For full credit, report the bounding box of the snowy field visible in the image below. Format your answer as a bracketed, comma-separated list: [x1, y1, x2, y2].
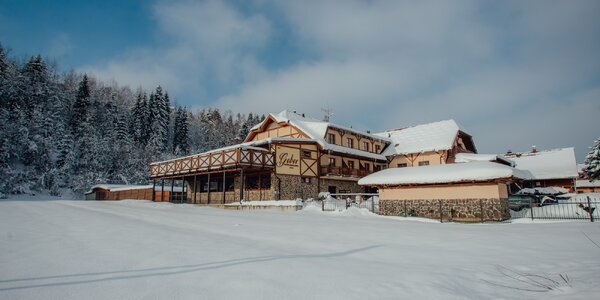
[1, 199, 600, 299]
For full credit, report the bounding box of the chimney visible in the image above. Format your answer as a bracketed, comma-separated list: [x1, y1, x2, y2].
[367, 130, 371, 134]
[506, 150, 513, 156]
[531, 145, 537, 153]
[302, 113, 305, 117]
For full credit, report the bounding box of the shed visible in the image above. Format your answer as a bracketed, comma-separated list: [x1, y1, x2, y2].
[358, 162, 530, 221]
[85, 184, 183, 201]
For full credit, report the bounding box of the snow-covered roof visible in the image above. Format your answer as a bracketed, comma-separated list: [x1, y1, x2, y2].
[505, 148, 578, 180]
[576, 180, 600, 188]
[87, 184, 153, 194]
[252, 110, 389, 144]
[358, 161, 531, 186]
[88, 184, 183, 194]
[250, 110, 389, 160]
[375, 119, 469, 156]
[455, 153, 515, 166]
[516, 187, 569, 195]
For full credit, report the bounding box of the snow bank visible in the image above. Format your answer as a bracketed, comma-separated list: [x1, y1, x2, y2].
[359, 161, 530, 186]
[225, 200, 302, 207]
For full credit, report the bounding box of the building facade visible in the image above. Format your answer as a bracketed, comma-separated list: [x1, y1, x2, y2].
[149, 110, 391, 203]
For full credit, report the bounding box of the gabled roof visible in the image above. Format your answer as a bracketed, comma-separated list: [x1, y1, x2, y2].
[375, 119, 473, 156]
[358, 161, 531, 186]
[504, 147, 578, 180]
[248, 110, 389, 160]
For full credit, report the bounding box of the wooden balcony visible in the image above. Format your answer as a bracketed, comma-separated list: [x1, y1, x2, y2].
[150, 146, 274, 179]
[320, 166, 371, 178]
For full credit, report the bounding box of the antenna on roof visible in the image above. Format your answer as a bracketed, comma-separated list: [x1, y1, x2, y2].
[321, 107, 334, 122]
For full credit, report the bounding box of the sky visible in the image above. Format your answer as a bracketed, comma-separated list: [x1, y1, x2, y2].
[1, 0, 599, 161]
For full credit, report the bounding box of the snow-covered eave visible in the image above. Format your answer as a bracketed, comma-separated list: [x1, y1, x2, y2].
[323, 143, 387, 161]
[150, 143, 270, 166]
[383, 145, 456, 157]
[86, 184, 154, 194]
[362, 177, 519, 188]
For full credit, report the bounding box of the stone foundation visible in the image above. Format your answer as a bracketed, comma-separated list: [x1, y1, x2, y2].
[379, 198, 510, 222]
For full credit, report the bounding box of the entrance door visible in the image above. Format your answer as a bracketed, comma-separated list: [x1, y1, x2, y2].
[328, 186, 337, 194]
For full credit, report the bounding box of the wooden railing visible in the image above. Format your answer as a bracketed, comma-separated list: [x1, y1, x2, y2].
[150, 147, 274, 178]
[320, 166, 371, 178]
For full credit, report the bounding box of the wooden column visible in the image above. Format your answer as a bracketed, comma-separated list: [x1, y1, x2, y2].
[239, 169, 244, 201]
[161, 179, 165, 202]
[181, 176, 185, 203]
[222, 171, 226, 204]
[207, 172, 211, 204]
[170, 179, 174, 203]
[152, 180, 156, 201]
[193, 174, 197, 204]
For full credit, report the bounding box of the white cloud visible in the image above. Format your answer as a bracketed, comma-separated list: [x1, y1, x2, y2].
[82, 0, 271, 101]
[81, 0, 600, 159]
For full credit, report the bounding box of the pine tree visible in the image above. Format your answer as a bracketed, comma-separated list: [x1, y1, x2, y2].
[173, 107, 190, 155]
[584, 137, 600, 180]
[70, 75, 91, 136]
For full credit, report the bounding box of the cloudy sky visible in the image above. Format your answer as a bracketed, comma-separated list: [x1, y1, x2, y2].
[1, 0, 599, 161]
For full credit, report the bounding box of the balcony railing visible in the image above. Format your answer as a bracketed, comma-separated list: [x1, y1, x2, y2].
[320, 166, 371, 178]
[150, 146, 274, 178]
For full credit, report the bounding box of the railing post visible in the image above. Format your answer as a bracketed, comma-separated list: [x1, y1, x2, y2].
[588, 196, 594, 222]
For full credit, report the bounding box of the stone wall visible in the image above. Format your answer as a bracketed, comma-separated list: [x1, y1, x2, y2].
[319, 179, 364, 194]
[273, 174, 318, 200]
[379, 198, 510, 222]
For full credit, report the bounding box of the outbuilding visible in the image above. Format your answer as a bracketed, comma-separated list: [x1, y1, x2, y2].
[358, 161, 530, 222]
[85, 184, 183, 201]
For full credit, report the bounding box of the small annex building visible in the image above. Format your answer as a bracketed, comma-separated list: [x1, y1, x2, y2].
[86, 184, 183, 201]
[575, 180, 600, 193]
[504, 147, 578, 191]
[358, 161, 531, 221]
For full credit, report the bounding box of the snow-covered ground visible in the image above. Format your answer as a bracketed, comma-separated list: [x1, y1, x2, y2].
[1, 199, 599, 299]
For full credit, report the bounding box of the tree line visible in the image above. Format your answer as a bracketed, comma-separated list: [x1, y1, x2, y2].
[0, 43, 263, 196]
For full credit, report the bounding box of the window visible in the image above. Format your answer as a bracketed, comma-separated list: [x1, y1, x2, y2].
[381, 165, 387, 170]
[363, 142, 369, 152]
[302, 150, 311, 158]
[346, 138, 354, 148]
[348, 160, 355, 169]
[260, 174, 271, 189]
[301, 177, 311, 183]
[327, 133, 336, 144]
[397, 163, 408, 168]
[375, 145, 381, 153]
[329, 157, 336, 166]
[418, 161, 430, 166]
[365, 164, 371, 172]
[246, 173, 271, 190]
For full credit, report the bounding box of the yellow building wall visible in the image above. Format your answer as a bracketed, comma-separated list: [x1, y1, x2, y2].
[379, 183, 508, 200]
[251, 123, 305, 141]
[389, 151, 446, 167]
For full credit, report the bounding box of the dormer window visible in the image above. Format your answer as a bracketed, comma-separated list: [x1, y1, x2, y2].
[327, 133, 336, 144]
[375, 145, 381, 153]
[363, 142, 369, 152]
[346, 138, 354, 148]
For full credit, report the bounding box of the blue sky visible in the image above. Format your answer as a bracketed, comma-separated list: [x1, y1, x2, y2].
[1, 0, 599, 161]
